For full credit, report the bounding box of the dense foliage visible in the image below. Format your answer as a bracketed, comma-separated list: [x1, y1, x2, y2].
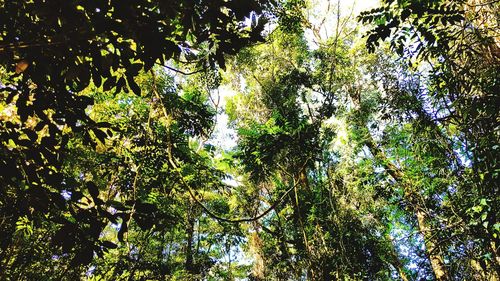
[0, 0, 498, 280]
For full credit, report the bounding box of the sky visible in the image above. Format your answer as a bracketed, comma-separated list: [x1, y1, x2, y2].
[321, 0, 379, 15]
[206, 0, 383, 195]
[345, 0, 379, 12]
[305, 0, 379, 47]
[209, 0, 381, 152]
[207, 1, 382, 276]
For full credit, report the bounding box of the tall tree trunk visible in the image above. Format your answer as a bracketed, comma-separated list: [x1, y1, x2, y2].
[249, 228, 265, 280]
[469, 244, 500, 281]
[185, 205, 195, 274]
[296, 169, 318, 280]
[415, 207, 448, 281]
[349, 88, 449, 279]
[364, 131, 450, 281]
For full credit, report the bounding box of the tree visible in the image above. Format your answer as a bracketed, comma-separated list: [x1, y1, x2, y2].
[361, 0, 499, 278]
[0, 0, 274, 273]
[224, 8, 407, 279]
[1, 0, 498, 279]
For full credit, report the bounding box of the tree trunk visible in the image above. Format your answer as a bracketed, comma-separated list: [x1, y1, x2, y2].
[415, 208, 448, 281]
[249, 229, 265, 280]
[185, 207, 195, 274]
[364, 131, 450, 280]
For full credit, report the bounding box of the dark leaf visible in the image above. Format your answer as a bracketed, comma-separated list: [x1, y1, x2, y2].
[86, 181, 99, 199]
[126, 63, 143, 76]
[102, 241, 118, 249]
[92, 128, 107, 144]
[72, 247, 94, 266]
[103, 76, 117, 91]
[117, 220, 128, 242]
[127, 75, 141, 95]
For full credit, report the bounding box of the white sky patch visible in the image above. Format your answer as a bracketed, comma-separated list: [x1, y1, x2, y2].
[207, 85, 239, 151]
[305, 0, 379, 48]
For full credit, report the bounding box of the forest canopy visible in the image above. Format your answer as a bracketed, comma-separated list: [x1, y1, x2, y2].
[0, 0, 499, 280]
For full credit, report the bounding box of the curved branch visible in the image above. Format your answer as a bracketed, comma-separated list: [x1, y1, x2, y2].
[182, 177, 296, 223]
[150, 68, 308, 223]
